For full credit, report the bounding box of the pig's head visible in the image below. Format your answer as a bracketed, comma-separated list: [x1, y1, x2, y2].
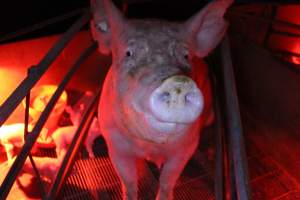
[91, 0, 232, 143]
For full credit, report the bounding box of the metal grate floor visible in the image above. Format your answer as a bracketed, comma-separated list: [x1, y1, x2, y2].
[58, 133, 216, 200]
[242, 110, 300, 200]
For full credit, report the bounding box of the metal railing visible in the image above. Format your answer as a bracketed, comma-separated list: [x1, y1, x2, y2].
[0, 10, 100, 199]
[220, 35, 251, 200]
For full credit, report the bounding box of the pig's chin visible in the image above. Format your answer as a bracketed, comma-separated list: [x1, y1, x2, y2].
[144, 112, 189, 133]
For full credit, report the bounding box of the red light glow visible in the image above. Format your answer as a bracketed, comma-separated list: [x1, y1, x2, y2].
[291, 56, 300, 65]
[274, 5, 300, 66]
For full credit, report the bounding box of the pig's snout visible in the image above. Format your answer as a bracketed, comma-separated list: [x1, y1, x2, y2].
[149, 75, 203, 124]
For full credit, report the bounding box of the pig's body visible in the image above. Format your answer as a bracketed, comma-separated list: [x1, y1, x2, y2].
[52, 117, 101, 160]
[8, 156, 60, 182]
[91, 0, 232, 199]
[0, 123, 42, 162]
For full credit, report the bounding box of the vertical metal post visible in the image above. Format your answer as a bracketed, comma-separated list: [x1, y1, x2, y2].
[220, 35, 251, 200]
[24, 67, 47, 199]
[263, 5, 277, 48]
[214, 79, 225, 200]
[212, 77, 225, 200]
[207, 53, 226, 200]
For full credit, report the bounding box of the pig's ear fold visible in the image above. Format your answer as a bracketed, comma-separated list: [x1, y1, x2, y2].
[90, 0, 128, 55]
[184, 0, 233, 57]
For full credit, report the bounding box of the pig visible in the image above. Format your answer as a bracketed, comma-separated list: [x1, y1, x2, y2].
[7, 156, 60, 182]
[0, 123, 47, 163]
[54, 91, 101, 159]
[51, 117, 100, 160]
[91, 0, 232, 199]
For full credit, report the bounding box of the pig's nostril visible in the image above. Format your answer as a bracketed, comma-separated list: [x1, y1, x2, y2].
[185, 92, 199, 105]
[159, 92, 171, 102]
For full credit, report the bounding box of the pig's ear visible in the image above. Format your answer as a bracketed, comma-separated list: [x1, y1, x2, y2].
[184, 0, 233, 57]
[90, 0, 128, 55]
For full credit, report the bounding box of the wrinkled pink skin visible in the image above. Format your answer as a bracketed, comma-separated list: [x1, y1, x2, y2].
[91, 0, 232, 199]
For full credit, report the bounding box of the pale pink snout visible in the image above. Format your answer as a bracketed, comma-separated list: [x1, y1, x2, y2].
[149, 75, 204, 124]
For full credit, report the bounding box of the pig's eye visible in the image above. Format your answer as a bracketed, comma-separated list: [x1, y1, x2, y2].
[126, 50, 133, 57]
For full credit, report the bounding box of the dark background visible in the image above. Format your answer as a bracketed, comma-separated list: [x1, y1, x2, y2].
[0, 0, 299, 44]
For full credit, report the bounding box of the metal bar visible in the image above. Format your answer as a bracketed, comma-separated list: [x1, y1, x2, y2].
[262, 5, 277, 48]
[47, 87, 101, 199]
[0, 11, 90, 128]
[220, 35, 251, 200]
[272, 49, 300, 58]
[207, 54, 226, 200]
[28, 155, 47, 198]
[212, 77, 225, 200]
[272, 30, 300, 38]
[24, 71, 31, 139]
[0, 43, 97, 199]
[24, 67, 47, 198]
[228, 10, 300, 31]
[0, 8, 86, 43]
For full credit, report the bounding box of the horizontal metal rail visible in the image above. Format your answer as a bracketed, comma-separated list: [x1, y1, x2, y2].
[0, 10, 91, 128]
[271, 49, 300, 58]
[47, 87, 101, 199]
[272, 30, 300, 38]
[228, 10, 300, 31]
[0, 42, 97, 200]
[220, 35, 251, 200]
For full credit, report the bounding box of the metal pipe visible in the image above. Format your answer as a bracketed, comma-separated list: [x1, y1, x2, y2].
[24, 67, 47, 199]
[46, 87, 101, 199]
[0, 43, 97, 199]
[272, 49, 300, 58]
[272, 30, 300, 38]
[220, 35, 251, 200]
[212, 76, 225, 200]
[0, 11, 90, 128]
[207, 54, 226, 200]
[228, 10, 300, 31]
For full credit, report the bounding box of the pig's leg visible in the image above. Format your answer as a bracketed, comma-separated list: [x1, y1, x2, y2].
[109, 151, 138, 200]
[85, 119, 101, 158]
[84, 135, 95, 158]
[156, 146, 197, 200]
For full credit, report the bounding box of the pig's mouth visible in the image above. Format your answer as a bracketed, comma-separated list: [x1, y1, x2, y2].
[146, 113, 176, 130]
[144, 111, 191, 134]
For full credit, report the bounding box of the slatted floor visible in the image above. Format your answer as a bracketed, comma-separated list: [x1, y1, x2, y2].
[242, 111, 300, 200]
[58, 129, 216, 200]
